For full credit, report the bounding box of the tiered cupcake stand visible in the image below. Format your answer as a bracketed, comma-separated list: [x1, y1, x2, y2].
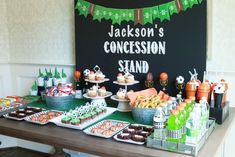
[111, 80, 139, 112]
[83, 79, 112, 107]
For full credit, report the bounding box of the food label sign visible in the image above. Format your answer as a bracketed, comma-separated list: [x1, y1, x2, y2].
[75, 0, 207, 95]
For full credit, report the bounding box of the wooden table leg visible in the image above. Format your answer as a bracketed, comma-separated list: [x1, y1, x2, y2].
[50, 147, 70, 157]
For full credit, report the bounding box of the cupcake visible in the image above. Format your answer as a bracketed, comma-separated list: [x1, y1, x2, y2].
[8, 111, 17, 117]
[98, 86, 106, 97]
[125, 73, 135, 83]
[88, 71, 96, 80]
[87, 86, 97, 97]
[116, 88, 127, 100]
[70, 118, 80, 125]
[117, 73, 125, 83]
[131, 134, 145, 142]
[25, 110, 34, 115]
[95, 71, 105, 81]
[61, 116, 72, 124]
[117, 133, 131, 140]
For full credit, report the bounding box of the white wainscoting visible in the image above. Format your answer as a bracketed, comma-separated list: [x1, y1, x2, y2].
[0, 63, 12, 97]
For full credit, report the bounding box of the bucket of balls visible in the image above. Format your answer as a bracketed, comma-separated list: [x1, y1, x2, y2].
[44, 84, 75, 110]
[128, 88, 169, 125]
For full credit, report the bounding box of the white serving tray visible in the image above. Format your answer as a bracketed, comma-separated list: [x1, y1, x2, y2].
[49, 107, 117, 130]
[24, 110, 63, 125]
[83, 119, 129, 138]
[85, 78, 110, 84]
[113, 124, 153, 145]
[83, 91, 112, 100]
[113, 134, 145, 145]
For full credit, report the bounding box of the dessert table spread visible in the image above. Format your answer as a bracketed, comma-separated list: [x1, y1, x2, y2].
[0, 99, 234, 157]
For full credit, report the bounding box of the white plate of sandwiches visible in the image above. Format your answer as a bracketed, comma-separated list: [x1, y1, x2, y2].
[83, 119, 129, 138]
[113, 124, 154, 145]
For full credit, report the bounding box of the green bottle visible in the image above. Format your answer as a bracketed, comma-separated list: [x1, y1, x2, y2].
[167, 109, 182, 143]
[177, 104, 187, 143]
[185, 99, 193, 118]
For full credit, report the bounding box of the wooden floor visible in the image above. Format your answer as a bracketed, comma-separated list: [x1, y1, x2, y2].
[0, 147, 50, 157]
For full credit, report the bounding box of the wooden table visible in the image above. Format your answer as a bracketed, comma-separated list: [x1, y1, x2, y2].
[0, 108, 235, 157]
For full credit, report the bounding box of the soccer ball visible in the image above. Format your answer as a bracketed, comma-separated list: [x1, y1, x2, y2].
[83, 69, 90, 77]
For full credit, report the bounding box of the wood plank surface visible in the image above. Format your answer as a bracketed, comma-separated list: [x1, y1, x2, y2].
[0, 108, 234, 157]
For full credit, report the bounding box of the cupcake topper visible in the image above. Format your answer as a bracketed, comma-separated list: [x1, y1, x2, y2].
[83, 69, 90, 78]
[123, 68, 130, 76]
[93, 65, 101, 72]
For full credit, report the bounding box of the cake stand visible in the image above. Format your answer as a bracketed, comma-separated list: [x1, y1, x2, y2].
[83, 91, 112, 107]
[85, 78, 110, 87]
[110, 95, 130, 112]
[113, 80, 139, 112]
[113, 80, 139, 91]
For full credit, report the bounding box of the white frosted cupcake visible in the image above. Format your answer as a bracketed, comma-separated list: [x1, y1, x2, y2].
[95, 72, 105, 81]
[117, 73, 125, 83]
[87, 86, 97, 97]
[125, 74, 135, 83]
[98, 86, 107, 97]
[116, 88, 127, 100]
[88, 71, 96, 81]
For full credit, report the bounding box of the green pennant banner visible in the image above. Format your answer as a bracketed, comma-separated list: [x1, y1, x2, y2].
[75, 0, 205, 25]
[151, 6, 160, 21]
[143, 8, 153, 24]
[158, 3, 170, 22]
[198, 0, 203, 3]
[93, 5, 103, 21]
[168, 1, 178, 15]
[76, 0, 89, 17]
[112, 9, 121, 24]
[182, 0, 191, 11]
[189, 0, 199, 8]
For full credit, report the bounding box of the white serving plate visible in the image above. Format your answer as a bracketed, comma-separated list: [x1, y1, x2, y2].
[83, 119, 129, 138]
[24, 110, 63, 125]
[113, 124, 153, 145]
[83, 91, 112, 100]
[85, 78, 110, 84]
[113, 80, 139, 86]
[110, 95, 130, 102]
[113, 134, 145, 145]
[49, 107, 117, 130]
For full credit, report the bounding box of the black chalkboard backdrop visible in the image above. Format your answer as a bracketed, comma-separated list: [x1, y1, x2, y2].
[75, 0, 207, 96]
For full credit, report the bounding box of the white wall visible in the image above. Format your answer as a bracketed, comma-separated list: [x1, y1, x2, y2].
[0, 0, 76, 97]
[206, 0, 235, 107]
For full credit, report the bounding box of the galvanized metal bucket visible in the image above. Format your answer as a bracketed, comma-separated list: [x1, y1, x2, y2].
[131, 107, 158, 125]
[45, 95, 74, 110]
